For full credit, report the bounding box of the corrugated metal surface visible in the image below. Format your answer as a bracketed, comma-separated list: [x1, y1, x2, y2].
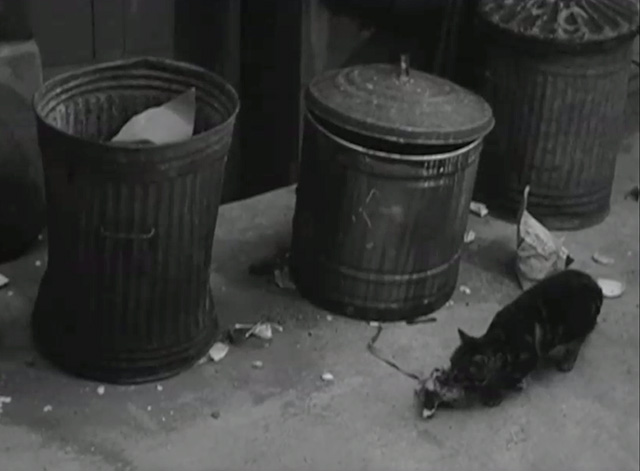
[476, 39, 634, 230]
[291, 112, 483, 322]
[32, 58, 239, 383]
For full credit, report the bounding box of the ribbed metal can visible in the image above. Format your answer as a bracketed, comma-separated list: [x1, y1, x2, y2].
[292, 58, 494, 322]
[475, 0, 640, 230]
[32, 57, 239, 383]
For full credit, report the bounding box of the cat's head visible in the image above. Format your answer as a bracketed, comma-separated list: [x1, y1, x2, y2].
[449, 329, 504, 388]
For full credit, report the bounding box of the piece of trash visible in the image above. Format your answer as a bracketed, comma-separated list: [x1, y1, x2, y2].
[43, 405, 53, 413]
[156, 385, 163, 392]
[321, 372, 335, 382]
[274, 266, 296, 290]
[147, 406, 152, 411]
[196, 355, 209, 366]
[625, 185, 639, 201]
[251, 360, 264, 369]
[0, 396, 12, 414]
[592, 252, 615, 266]
[515, 186, 573, 290]
[445, 300, 455, 307]
[35, 260, 42, 267]
[470, 201, 488, 217]
[459, 285, 471, 295]
[369, 321, 381, 327]
[208, 342, 230, 363]
[211, 410, 220, 420]
[406, 315, 438, 325]
[38, 233, 44, 241]
[228, 322, 283, 344]
[326, 315, 333, 321]
[7, 291, 13, 297]
[96, 385, 105, 396]
[111, 88, 196, 145]
[0, 273, 9, 289]
[597, 278, 626, 299]
[506, 424, 527, 450]
[251, 323, 272, 340]
[464, 230, 476, 244]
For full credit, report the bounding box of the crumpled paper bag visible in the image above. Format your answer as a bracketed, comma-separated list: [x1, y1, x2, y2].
[111, 88, 196, 145]
[515, 185, 574, 290]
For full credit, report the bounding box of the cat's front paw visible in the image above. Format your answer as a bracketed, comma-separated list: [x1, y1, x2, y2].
[480, 390, 504, 407]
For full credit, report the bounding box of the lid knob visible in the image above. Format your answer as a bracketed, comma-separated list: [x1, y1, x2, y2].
[399, 54, 410, 82]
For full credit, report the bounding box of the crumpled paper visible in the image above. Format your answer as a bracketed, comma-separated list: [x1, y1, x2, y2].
[111, 88, 196, 145]
[515, 185, 574, 290]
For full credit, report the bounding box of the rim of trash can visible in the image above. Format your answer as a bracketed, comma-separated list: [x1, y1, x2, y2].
[32, 56, 240, 152]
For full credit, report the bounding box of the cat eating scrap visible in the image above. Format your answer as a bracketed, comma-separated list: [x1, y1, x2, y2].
[418, 269, 604, 419]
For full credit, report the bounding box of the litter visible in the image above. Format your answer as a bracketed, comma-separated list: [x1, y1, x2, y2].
[227, 321, 283, 344]
[597, 278, 625, 299]
[0, 396, 12, 414]
[326, 315, 333, 321]
[35, 260, 42, 267]
[7, 291, 13, 297]
[96, 385, 105, 396]
[208, 342, 230, 363]
[43, 405, 52, 413]
[459, 285, 471, 295]
[321, 372, 335, 382]
[592, 252, 615, 266]
[111, 88, 196, 145]
[147, 406, 152, 411]
[211, 410, 220, 419]
[0, 273, 8, 289]
[515, 186, 573, 290]
[464, 230, 476, 243]
[470, 201, 489, 217]
[156, 385, 163, 392]
[445, 300, 455, 307]
[369, 321, 381, 327]
[251, 360, 264, 369]
[274, 266, 296, 290]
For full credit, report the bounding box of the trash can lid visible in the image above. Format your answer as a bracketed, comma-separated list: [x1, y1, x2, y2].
[305, 56, 495, 146]
[479, 0, 640, 46]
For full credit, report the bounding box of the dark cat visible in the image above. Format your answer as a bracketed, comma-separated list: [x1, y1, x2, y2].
[419, 269, 603, 416]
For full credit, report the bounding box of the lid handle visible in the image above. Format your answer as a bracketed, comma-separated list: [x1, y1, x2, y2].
[399, 54, 410, 82]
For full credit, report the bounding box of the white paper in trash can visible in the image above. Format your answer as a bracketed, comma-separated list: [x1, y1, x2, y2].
[111, 88, 196, 145]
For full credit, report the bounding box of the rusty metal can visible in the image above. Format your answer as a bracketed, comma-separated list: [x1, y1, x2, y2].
[291, 57, 494, 322]
[32, 57, 239, 383]
[475, 0, 640, 230]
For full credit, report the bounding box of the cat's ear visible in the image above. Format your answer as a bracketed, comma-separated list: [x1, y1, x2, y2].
[458, 328, 474, 344]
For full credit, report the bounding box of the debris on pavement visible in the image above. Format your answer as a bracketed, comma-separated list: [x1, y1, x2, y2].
[0, 396, 12, 414]
[0, 273, 8, 289]
[43, 405, 53, 413]
[597, 278, 626, 299]
[208, 342, 230, 363]
[210, 410, 220, 420]
[464, 230, 476, 243]
[470, 201, 488, 217]
[592, 252, 615, 266]
[625, 185, 639, 201]
[156, 384, 163, 392]
[405, 315, 438, 326]
[445, 300, 455, 307]
[326, 315, 333, 321]
[226, 321, 283, 344]
[274, 265, 296, 290]
[96, 385, 105, 396]
[515, 186, 573, 290]
[35, 260, 42, 267]
[111, 88, 196, 145]
[369, 321, 381, 327]
[251, 360, 264, 370]
[321, 372, 335, 382]
[506, 424, 528, 450]
[459, 285, 471, 295]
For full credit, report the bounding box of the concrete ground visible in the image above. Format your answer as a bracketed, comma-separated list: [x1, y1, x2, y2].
[1, 114, 639, 470]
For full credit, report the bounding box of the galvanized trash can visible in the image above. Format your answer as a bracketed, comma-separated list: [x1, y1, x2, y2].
[291, 57, 494, 322]
[475, 0, 640, 230]
[32, 58, 239, 383]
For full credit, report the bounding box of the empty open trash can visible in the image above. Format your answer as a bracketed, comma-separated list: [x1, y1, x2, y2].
[291, 57, 494, 322]
[32, 57, 239, 383]
[475, 0, 640, 230]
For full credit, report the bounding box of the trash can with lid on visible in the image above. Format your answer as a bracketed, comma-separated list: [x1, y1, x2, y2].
[291, 57, 494, 322]
[475, 0, 640, 230]
[31, 57, 239, 384]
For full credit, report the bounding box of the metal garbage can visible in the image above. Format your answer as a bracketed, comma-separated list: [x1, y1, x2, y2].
[32, 57, 239, 383]
[291, 57, 494, 322]
[475, 0, 640, 230]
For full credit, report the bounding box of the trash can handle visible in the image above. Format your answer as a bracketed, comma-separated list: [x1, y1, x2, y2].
[100, 226, 156, 240]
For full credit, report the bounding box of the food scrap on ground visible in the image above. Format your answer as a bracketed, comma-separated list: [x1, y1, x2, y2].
[592, 252, 615, 266]
[597, 278, 626, 299]
[208, 342, 230, 363]
[469, 201, 489, 217]
[321, 372, 335, 382]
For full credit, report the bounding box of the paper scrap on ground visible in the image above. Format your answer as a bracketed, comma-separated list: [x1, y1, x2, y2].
[470, 201, 488, 217]
[464, 230, 476, 243]
[597, 278, 625, 298]
[208, 342, 230, 363]
[0, 273, 8, 289]
[592, 252, 615, 266]
[515, 186, 573, 290]
[111, 88, 196, 145]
